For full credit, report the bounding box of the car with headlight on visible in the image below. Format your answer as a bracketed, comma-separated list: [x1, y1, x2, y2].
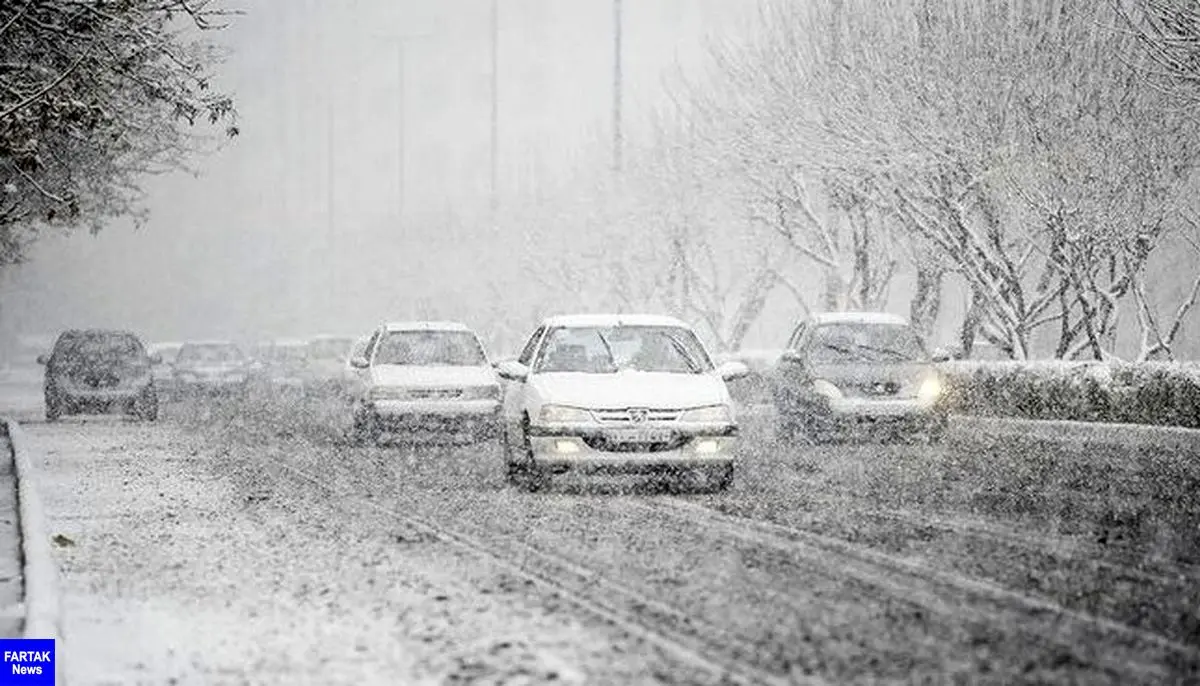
[770, 312, 948, 443]
[171, 340, 252, 396]
[38, 329, 160, 421]
[347, 321, 501, 444]
[495, 314, 750, 492]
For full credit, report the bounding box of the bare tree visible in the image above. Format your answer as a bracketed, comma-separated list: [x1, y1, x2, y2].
[0, 0, 239, 266]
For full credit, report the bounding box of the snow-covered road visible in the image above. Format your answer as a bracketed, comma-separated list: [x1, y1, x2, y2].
[9, 391, 1200, 684]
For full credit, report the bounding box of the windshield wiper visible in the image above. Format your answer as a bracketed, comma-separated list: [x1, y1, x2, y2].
[592, 331, 619, 373]
[664, 334, 703, 373]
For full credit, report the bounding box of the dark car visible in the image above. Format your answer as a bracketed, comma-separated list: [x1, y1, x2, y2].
[771, 312, 949, 443]
[38, 329, 160, 421]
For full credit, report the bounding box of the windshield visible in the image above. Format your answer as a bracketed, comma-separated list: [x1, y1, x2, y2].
[177, 343, 245, 364]
[534, 325, 713, 374]
[372, 330, 487, 366]
[307, 338, 353, 360]
[808, 323, 926, 364]
[56, 332, 144, 363]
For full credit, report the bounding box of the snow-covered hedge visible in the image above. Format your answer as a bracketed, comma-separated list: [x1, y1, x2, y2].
[938, 361, 1200, 429]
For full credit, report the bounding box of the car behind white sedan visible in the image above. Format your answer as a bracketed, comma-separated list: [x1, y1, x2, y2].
[496, 314, 749, 492]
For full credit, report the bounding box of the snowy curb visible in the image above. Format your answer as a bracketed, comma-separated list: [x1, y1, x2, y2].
[4, 419, 64, 651]
[952, 415, 1200, 451]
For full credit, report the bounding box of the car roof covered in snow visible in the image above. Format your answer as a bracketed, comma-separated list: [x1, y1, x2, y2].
[809, 312, 910, 326]
[381, 321, 474, 333]
[541, 314, 691, 329]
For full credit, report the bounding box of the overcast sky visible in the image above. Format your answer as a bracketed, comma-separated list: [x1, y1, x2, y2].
[5, 0, 758, 345]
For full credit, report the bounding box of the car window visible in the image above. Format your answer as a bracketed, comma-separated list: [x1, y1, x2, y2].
[807, 323, 926, 363]
[517, 327, 545, 366]
[373, 330, 487, 366]
[54, 331, 144, 362]
[533, 326, 713, 374]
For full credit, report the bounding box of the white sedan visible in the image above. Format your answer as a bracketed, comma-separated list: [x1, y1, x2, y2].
[346, 321, 502, 444]
[496, 314, 749, 492]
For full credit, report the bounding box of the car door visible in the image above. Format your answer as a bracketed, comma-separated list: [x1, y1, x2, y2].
[502, 326, 545, 448]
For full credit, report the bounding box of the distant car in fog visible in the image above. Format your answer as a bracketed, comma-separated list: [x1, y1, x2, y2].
[494, 314, 750, 492]
[172, 341, 251, 395]
[258, 338, 310, 390]
[305, 334, 356, 394]
[771, 312, 948, 443]
[39, 329, 159, 421]
[149, 342, 183, 398]
[347, 321, 501, 445]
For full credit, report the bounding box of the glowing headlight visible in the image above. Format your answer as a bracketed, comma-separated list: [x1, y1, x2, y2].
[812, 379, 843, 400]
[461, 385, 501, 400]
[538, 404, 593, 423]
[680, 405, 733, 423]
[917, 376, 942, 403]
[694, 439, 721, 454]
[554, 440, 581, 454]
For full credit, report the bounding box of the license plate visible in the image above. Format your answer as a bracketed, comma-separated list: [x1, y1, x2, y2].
[607, 428, 673, 443]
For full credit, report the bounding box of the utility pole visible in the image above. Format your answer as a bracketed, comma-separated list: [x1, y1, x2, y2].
[489, 0, 500, 219]
[612, 0, 623, 174]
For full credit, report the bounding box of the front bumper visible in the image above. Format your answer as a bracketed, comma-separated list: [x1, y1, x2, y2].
[527, 422, 737, 473]
[801, 397, 947, 434]
[54, 384, 149, 411]
[364, 399, 502, 437]
[175, 377, 248, 393]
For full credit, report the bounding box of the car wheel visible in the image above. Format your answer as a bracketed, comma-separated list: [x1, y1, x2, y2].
[518, 417, 548, 493]
[350, 409, 380, 446]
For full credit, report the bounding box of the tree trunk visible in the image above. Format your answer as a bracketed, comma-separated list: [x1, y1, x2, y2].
[909, 265, 943, 339]
[822, 269, 844, 311]
[959, 286, 985, 357]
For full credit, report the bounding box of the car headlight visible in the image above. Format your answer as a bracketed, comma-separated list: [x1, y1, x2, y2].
[538, 404, 593, 423]
[679, 405, 733, 423]
[461, 385, 501, 400]
[812, 379, 843, 400]
[917, 376, 942, 403]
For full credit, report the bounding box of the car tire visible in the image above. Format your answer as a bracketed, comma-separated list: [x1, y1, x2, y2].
[517, 417, 548, 493]
[350, 411, 380, 446]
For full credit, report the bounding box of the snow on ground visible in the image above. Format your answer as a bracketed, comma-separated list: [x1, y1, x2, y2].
[26, 416, 666, 685]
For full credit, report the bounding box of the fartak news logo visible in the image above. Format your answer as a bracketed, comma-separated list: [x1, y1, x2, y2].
[0, 640, 54, 684]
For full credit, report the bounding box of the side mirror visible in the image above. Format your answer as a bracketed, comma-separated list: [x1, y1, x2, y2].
[716, 360, 751, 381]
[931, 347, 953, 363]
[349, 356, 369, 369]
[495, 360, 529, 382]
[36, 354, 48, 365]
[780, 349, 804, 364]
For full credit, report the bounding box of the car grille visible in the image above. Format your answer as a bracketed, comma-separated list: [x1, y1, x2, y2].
[592, 408, 683, 424]
[849, 381, 902, 398]
[72, 372, 122, 389]
[582, 434, 688, 453]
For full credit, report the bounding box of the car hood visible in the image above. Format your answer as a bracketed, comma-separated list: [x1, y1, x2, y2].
[809, 361, 934, 390]
[531, 371, 728, 409]
[370, 364, 498, 388]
